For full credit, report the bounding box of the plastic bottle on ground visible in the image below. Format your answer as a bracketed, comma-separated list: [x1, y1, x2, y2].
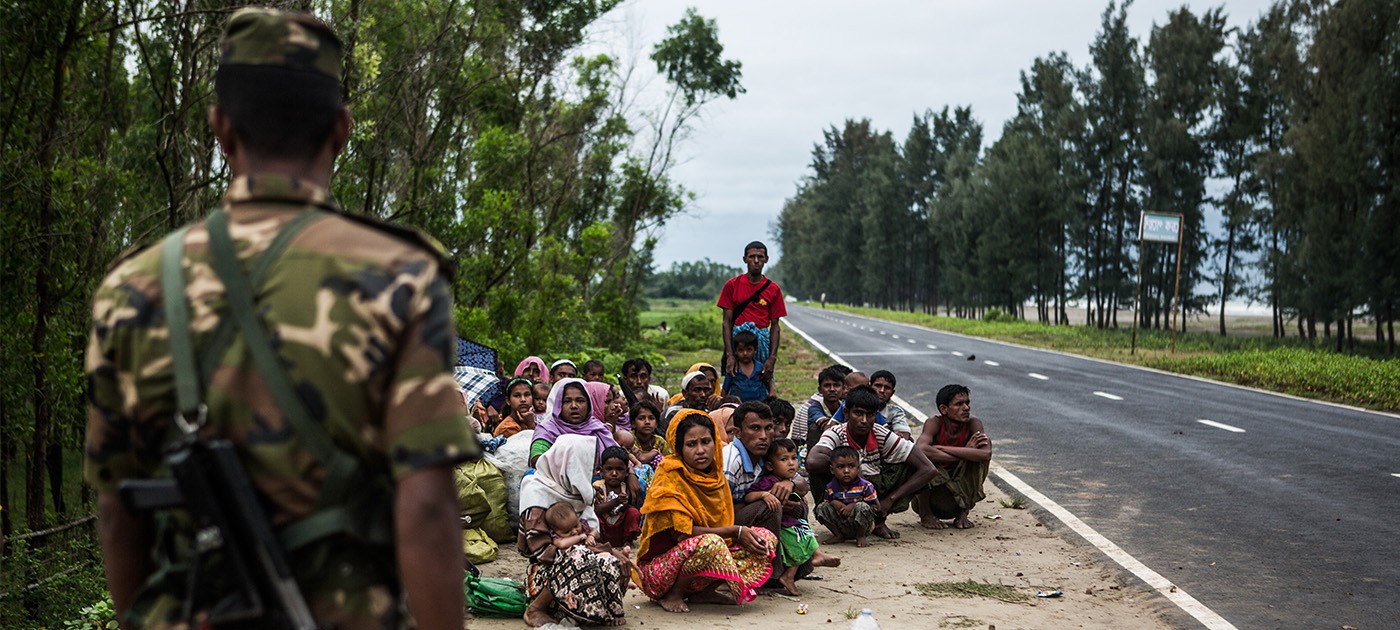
[850, 608, 880, 630]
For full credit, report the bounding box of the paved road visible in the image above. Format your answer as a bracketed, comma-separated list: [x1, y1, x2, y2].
[783, 305, 1400, 630]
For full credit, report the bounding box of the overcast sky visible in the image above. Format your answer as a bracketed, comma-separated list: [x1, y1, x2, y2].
[586, 0, 1274, 271]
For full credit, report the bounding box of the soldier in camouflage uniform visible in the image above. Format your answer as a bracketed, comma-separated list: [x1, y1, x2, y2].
[84, 8, 476, 630]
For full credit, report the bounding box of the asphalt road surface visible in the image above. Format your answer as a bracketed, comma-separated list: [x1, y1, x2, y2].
[783, 305, 1400, 630]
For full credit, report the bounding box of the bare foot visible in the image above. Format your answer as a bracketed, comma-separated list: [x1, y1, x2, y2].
[855, 535, 871, 548]
[953, 513, 975, 529]
[821, 534, 847, 545]
[778, 573, 801, 596]
[524, 608, 559, 627]
[921, 516, 948, 530]
[872, 524, 900, 539]
[812, 550, 841, 567]
[658, 592, 690, 613]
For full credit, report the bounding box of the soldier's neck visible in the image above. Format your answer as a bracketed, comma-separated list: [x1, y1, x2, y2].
[234, 155, 334, 190]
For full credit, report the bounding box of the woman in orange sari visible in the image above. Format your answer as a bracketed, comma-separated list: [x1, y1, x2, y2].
[635, 409, 776, 612]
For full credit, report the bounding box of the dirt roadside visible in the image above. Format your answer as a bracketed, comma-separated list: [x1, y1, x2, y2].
[465, 476, 1177, 629]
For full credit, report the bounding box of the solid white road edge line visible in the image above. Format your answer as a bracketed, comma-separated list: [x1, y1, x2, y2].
[1094, 391, 1124, 401]
[816, 305, 1400, 421]
[783, 318, 1238, 630]
[1029, 373, 1050, 380]
[1198, 419, 1246, 433]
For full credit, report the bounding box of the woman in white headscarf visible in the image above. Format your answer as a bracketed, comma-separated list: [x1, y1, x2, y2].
[516, 435, 627, 626]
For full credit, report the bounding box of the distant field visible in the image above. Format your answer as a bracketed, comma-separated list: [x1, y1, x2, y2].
[638, 298, 830, 404]
[820, 302, 1400, 413]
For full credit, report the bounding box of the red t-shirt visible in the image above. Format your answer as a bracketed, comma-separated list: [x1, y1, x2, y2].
[717, 275, 787, 329]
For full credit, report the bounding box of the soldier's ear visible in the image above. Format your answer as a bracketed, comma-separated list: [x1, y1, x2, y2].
[329, 106, 352, 157]
[209, 106, 236, 155]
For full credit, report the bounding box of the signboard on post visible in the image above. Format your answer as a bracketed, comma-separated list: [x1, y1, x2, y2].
[1141, 213, 1182, 243]
[1132, 212, 1186, 355]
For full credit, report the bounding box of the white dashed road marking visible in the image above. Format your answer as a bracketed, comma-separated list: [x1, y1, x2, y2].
[1393, 473, 1400, 478]
[1198, 419, 1246, 433]
[1029, 373, 1049, 380]
[879, 331, 887, 335]
[1094, 391, 1124, 401]
[908, 339, 917, 344]
[952, 351, 964, 357]
[892, 334, 900, 339]
[984, 360, 999, 366]
[926, 344, 937, 349]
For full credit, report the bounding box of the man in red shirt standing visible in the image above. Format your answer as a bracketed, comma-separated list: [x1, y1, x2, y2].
[719, 241, 787, 388]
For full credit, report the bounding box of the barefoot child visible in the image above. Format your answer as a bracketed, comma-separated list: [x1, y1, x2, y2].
[593, 447, 642, 548]
[742, 438, 839, 594]
[543, 502, 635, 570]
[814, 446, 880, 547]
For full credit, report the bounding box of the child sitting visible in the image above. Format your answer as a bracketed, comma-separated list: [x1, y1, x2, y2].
[814, 446, 880, 548]
[628, 400, 670, 468]
[765, 397, 795, 444]
[708, 395, 741, 444]
[722, 330, 772, 402]
[543, 502, 633, 569]
[743, 438, 839, 595]
[493, 378, 536, 438]
[592, 446, 642, 548]
[531, 381, 550, 415]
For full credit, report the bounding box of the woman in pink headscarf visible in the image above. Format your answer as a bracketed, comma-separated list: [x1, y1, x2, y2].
[514, 356, 549, 384]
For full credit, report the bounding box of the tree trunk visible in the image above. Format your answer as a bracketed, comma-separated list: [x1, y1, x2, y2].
[25, 2, 80, 532]
[1219, 221, 1235, 336]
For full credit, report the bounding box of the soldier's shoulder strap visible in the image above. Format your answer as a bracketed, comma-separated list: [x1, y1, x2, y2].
[335, 211, 457, 281]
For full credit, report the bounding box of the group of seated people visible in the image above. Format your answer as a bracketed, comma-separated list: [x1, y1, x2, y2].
[467, 355, 993, 627]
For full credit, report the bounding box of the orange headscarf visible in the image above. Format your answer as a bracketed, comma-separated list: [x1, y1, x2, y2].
[637, 408, 733, 561]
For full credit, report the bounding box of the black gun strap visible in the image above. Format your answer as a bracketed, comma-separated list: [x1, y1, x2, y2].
[204, 209, 358, 512]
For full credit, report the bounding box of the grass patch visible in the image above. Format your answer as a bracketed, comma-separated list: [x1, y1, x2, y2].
[639, 302, 832, 404]
[824, 303, 1400, 412]
[916, 580, 1030, 603]
[841, 606, 861, 620]
[1000, 496, 1027, 510]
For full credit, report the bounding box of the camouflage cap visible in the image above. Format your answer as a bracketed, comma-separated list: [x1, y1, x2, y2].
[219, 7, 342, 81]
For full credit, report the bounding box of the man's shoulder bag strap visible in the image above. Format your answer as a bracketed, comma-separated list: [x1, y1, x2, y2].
[731, 278, 772, 319]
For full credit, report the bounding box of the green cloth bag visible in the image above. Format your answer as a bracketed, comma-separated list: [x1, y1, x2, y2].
[464, 575, 528, 618]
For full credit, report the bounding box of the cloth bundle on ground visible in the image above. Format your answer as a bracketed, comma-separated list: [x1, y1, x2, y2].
[484, 429, 534, 533]
[455, 458, 513, 541]
[455, 459, 507, 564]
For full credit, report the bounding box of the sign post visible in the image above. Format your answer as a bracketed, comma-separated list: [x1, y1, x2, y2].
[1132, 212, 1185, 354]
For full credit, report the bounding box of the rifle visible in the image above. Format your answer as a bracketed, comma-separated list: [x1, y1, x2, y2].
[120, 437, 319, 630]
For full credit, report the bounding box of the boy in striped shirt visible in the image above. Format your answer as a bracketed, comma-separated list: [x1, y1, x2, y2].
[814, 445, 880, 547]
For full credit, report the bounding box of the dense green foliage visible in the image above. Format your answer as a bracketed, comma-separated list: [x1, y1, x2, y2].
[0, 1, 743, 623]
[774, 0, 1398, 355]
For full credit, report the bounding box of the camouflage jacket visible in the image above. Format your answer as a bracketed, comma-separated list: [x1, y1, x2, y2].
[84, 174, 476, 629]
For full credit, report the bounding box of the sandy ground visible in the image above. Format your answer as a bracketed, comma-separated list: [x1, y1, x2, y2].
[465, 479, 1175, 630]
